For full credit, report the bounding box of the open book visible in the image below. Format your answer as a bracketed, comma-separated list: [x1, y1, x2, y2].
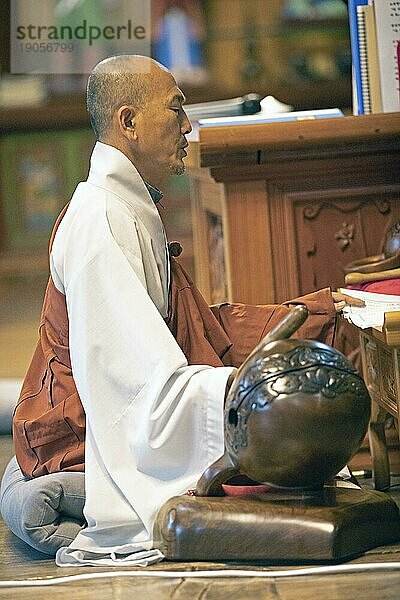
[340, 288, 400, 329]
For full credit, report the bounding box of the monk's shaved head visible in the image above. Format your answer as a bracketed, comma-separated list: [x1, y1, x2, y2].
[87, 55, 169, 139]
[86, 54, 191, 188]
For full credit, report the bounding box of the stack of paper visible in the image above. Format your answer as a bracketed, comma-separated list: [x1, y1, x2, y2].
[340, 288, 400, 329]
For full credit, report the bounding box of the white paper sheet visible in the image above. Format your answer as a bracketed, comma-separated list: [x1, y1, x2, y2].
[340, 288, 400, 328]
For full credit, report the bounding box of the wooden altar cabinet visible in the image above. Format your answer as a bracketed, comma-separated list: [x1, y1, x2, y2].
[358, 314, 400, 491]
[186, 113, 400, 305]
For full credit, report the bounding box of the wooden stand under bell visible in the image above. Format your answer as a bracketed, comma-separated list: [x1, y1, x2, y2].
[154, 307, 400, 563]
[154, 485, 400, 562]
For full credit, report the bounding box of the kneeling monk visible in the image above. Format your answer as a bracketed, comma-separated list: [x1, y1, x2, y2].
[12, 55, 361, 566]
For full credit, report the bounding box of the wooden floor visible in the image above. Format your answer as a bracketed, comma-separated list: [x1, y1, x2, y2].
[1, 435, 400, 600]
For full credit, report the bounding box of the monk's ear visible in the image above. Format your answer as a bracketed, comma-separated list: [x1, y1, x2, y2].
[118, 106, 138, 140]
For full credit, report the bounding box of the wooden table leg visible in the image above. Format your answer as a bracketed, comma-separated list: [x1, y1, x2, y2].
[369, 399, 391, 490]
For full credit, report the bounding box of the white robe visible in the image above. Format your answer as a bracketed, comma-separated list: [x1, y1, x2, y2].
[54, 142, 233, 566]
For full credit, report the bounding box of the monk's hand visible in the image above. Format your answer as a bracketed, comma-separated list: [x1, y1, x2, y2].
[331, 291, 365, 313]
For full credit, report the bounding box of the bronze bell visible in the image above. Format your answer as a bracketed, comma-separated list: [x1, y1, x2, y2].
[196, 306, 371, 496]
[224, 305, 371, 489]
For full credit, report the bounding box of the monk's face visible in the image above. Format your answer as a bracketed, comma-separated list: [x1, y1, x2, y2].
[134, 69, 192, 182]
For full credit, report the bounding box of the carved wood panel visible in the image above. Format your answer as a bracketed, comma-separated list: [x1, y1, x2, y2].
[291, 187, 400, 297]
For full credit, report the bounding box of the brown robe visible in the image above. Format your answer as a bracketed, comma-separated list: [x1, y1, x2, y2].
[13, 207, 336, 478]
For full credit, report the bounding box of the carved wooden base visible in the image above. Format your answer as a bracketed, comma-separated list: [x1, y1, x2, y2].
[154, 486, 400, 562]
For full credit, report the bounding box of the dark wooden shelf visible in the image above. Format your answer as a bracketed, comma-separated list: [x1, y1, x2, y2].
[278, 17, 348, 30]
[0, 80, 352, 138]
[0, 95, 89, 133]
